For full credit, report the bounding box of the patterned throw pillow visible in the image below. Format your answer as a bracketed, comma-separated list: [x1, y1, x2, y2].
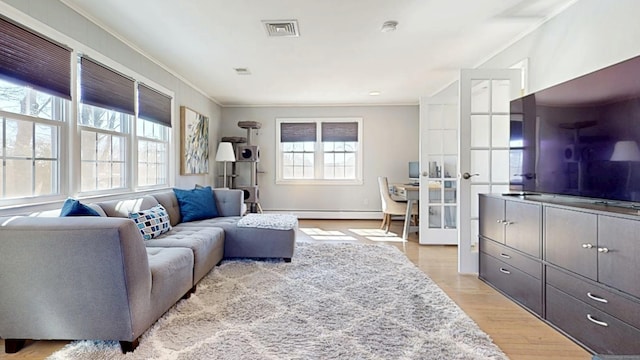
[129, 204, 172, 240]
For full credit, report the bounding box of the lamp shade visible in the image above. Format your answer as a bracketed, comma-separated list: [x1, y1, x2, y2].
[215, 142, 236, 162]
[610, 140, 640, 161]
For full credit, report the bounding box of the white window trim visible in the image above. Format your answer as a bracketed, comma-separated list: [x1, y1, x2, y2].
[276, 117, 363, 185]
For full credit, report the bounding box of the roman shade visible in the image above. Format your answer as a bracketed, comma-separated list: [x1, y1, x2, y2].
[80, 56, 135, 115]
[321, 122, 358, 142]
[280, 122, 316, 142]
[0, 16, 71, 99]
[138, 83, 172, 127]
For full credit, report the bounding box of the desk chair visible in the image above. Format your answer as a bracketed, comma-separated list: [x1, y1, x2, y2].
[377, 176, 418, 233]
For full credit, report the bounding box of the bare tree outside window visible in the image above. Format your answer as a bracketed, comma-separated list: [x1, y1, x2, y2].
[0, 78, 64, 200]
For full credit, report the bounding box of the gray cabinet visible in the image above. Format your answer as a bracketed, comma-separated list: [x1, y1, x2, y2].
[544, 206, 597, 280]
[479, 194, 640, 356]
[598, 215, 640, 299]
[546, 285, 640, 355]
[504, 200, 541, 257]
[479, 195, 542, 315]
[479, 195, 541, 257]
[479, 239, 542, 315]
[479, 195, 505, 243]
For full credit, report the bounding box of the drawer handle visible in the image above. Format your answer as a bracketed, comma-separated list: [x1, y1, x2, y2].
[499, 268, 511, 275]
[496, 219, 505, 224]
[587, 292, 609, 304]
[499, 253, 511, 259]
[597, 247, 609, 253]
[586, 314, 608, 327]
[581, 243, 594, 249]
[504, 221, 514, 226]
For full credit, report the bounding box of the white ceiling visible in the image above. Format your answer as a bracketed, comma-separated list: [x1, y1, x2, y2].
[61, 0, 577, 107]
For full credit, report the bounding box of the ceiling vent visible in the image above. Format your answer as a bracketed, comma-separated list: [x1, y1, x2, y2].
[262, 20, 299, 37]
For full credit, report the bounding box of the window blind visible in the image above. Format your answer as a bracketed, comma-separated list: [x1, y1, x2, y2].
[0, 16, 72, 99]
[321, 122, 358, 142]
[138, 83, 172, 127]
[280, 122, 316, 142]
[80, 56, 135, 115]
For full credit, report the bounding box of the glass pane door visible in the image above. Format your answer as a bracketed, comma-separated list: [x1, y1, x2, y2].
[459, 69, 521, 273]
[419, 97, 458, 245]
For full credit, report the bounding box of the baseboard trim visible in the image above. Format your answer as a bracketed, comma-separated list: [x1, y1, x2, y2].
[262, 210, 383, 220]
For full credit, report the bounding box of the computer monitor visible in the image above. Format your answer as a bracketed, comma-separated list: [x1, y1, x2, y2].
[408, 161, 420, 184]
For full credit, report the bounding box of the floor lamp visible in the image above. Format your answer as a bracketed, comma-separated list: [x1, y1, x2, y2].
[215, 142, 236, 188]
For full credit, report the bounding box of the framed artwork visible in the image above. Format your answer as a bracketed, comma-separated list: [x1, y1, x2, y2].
[180, 106, 209, 175]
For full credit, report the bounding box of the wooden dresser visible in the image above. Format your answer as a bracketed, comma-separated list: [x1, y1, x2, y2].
[479, 194, 640, 355]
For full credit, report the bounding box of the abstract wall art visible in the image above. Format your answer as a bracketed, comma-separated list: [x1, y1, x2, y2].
[180, 106, 209, 175]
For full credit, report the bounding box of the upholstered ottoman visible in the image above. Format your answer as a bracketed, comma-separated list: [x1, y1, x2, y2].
[218, 214, 297, 262]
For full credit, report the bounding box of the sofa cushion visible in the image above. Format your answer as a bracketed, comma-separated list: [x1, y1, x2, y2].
[95, 196, 159, 218]
[152, 191, 182, 226]
[129, 204, 172, 240]
[147, 226, 225, 284]
[173, 186, 219, 222]
[60, 198, 101, 217]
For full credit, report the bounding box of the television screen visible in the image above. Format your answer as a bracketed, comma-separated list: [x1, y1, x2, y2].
[510, 55, 640, 203]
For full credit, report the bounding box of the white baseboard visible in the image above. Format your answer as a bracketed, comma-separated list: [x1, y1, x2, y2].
[262, 210, 383, 220]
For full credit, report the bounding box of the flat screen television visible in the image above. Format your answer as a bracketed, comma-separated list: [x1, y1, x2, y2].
[510, 54, 640, 204]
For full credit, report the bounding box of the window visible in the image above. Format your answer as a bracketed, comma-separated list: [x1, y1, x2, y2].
[0, 15, 174, 207]
[137, 119, 168, 187]
[277, 118, 363, 184]
[79, 57, 134, 193]
[137, 83, 171, 187]
[322, 121, 358, 180]
[78, 104, 129, 192]
[0, 79, 67, 200]
[0, 14, 70, 203]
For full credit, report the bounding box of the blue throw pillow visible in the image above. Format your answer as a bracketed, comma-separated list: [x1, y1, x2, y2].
[173, 186, 219, 222]
[60, 198, 101, 217]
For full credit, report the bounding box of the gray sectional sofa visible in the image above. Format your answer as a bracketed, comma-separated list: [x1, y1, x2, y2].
[0, 188, 297, 354]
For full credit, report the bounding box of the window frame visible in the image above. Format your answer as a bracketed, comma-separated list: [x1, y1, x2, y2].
[276, 117, 363, 185]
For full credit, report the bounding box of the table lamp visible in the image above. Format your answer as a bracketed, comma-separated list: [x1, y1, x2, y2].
[215, 142, 236, 188]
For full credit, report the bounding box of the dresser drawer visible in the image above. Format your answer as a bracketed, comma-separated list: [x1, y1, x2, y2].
[546, 266, 640, 330]
[479, 252, 542, 315]
[480, 237, 542, 279]
[546, 285, 640, 355]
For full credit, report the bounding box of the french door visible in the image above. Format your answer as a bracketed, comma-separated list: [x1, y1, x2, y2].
[419, 97, 458, 245]
[458, 69, 521, 273]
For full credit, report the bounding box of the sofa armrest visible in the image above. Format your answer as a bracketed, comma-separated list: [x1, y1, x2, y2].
[213, 188, 244, 217]
[0, 216, 152, 342]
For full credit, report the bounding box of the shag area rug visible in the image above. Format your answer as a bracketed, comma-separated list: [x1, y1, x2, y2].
[48, 242, 508, 360]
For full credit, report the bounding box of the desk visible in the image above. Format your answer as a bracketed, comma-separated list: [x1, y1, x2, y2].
[390, 184, 419, 240]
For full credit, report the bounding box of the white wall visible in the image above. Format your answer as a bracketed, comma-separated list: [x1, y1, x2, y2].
[478, 0, 640, 95]
[1, 0, 222, 190]
[221, 106, 419, 217]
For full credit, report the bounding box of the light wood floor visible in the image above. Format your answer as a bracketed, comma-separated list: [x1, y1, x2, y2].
[0, 219, 591, 360]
